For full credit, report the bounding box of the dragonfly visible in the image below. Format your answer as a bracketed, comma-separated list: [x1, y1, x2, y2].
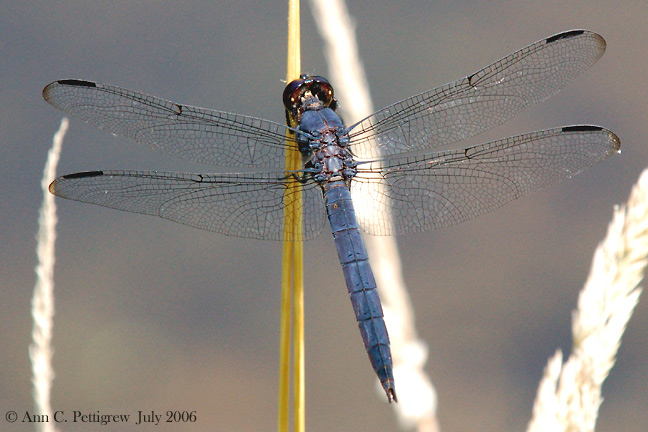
[44, 30, 619, 403]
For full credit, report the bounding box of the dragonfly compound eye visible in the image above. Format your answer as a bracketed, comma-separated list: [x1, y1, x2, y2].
[283, 75, 336, 113]
[283, 78, 307, 111]
[307, 76, 335, 108]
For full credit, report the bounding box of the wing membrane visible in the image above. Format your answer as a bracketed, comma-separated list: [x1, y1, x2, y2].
[50, 170, 326, 241]
[43, 80, 297, 168]
[347, 30, 606, 158]
[351, 126, 619, 235]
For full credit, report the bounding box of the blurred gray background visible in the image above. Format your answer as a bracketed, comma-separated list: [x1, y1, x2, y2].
[2, 0, 646, 431]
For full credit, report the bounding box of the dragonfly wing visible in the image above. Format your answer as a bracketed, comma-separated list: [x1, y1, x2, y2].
[351, 126, 619, 235]
[50, 170, 326, 241]
[347, 30, 606, 158]
[43, 80, 298, 168]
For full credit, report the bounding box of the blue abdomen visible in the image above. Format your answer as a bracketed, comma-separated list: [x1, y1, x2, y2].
[324, 181, 397, 402]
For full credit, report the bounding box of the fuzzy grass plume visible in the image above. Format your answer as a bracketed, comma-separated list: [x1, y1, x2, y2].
[30, 118, 68, 432]
[528, 169, 646, 432]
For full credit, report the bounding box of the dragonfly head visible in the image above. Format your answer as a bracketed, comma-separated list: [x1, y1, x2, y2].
[283, 75, 337, 123]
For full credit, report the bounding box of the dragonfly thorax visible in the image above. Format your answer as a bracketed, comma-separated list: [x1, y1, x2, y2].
[310, 138, 357, 184]
[296, 108, 356, 184]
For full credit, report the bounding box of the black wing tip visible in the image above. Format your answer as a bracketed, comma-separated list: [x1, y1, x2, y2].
[55, 79, 97, 88]
[43, 79, 97, 97]
[561, 125, 621, 151]
[562, 125, 603, 132]
[62, 170, 105, 179]
[49, 171, 105, 195]
[546, 30, 586, 44]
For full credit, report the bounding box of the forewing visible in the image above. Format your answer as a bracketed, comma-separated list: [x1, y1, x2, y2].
[347, 30, 606, 158]
[351, 126, 620, 235]
[43, 80, 297, 168]
[50, 170, 326, 241]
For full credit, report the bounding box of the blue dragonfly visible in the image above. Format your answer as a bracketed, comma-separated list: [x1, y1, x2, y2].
[45, 30, 619, 403]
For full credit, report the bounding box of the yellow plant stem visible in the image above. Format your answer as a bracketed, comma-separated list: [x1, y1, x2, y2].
[278, 0, 303, 431]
